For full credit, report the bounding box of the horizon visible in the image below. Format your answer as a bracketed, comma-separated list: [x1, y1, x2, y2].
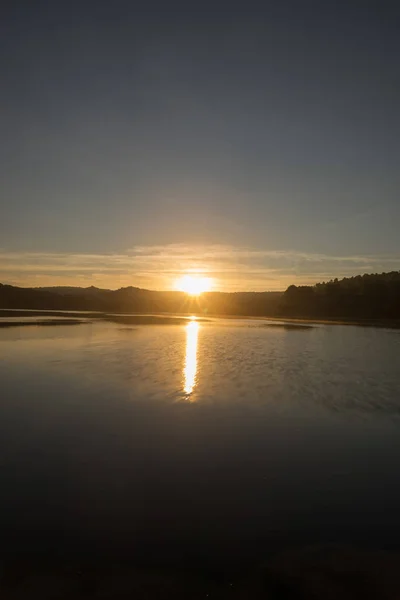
[2, 263, 399, 295]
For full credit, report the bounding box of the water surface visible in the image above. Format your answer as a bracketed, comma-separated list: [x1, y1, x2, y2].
[1, 318, 400, 566]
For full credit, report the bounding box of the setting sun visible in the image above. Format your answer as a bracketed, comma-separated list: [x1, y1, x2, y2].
[175, 275, 213, 296]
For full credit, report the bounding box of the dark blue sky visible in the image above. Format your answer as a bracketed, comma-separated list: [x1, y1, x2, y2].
[1, 1, 399, 289]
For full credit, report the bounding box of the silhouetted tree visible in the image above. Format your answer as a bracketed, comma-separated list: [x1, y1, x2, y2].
[278, 271, 400, 320]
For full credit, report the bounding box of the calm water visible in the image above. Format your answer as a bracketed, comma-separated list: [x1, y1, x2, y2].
[1, 318, 400, 566]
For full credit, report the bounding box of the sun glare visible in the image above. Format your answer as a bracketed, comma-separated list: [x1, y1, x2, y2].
[176, 275, 213, 296]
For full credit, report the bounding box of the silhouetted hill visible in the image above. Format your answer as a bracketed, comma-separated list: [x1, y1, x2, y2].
[0, 283, 282, 316]
[2, 271, 400, 320]
[35, 285, 111, 296]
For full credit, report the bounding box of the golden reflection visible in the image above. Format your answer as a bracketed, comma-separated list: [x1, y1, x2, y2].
[184, 320, 199, 395]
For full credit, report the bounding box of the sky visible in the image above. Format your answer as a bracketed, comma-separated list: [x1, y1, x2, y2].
[1, 0, 399, 291]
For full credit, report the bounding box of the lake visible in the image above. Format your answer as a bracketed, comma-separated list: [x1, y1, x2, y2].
[1, 317, 400, 569]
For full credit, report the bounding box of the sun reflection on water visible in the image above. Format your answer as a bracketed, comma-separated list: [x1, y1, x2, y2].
[184, 320, 199, 396]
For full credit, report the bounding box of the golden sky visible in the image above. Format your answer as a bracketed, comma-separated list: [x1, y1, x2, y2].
[1, 244, 399, 291]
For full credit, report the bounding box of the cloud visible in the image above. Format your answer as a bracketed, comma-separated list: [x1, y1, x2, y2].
[0, 245, 399, 291]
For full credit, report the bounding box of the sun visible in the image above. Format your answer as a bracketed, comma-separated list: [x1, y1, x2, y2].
[176, 275, 213, 296]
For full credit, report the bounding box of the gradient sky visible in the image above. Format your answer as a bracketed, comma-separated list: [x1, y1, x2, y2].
[1, 1, 399, 291]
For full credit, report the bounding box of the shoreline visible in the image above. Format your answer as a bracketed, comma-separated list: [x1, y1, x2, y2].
[261, 315, 400, 329]
[1, 309, 400, 329]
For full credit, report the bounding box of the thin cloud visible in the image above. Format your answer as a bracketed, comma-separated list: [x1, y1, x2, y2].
[0, 245, 399, 291]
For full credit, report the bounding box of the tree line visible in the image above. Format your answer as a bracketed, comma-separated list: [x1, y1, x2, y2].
[278, 271, 400, 320]
[1, 271, 400, 321]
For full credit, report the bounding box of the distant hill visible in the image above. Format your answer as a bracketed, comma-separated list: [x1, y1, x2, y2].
[34, 286, 112, 296]
[1, 270, 400, 320]
[0, 283, 282, 316]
